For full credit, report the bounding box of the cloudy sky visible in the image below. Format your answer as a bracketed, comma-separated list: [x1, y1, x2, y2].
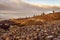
[0, 0, 60, 19]
[24, 0, 60, 6]
[0, 0, 60, 12]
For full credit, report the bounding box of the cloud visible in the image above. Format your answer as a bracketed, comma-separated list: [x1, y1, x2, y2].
[0, 0, 60, 19]
[0, 0, 60, 10]
[0, 4, 11, 10]
[0, 0, 60, 13]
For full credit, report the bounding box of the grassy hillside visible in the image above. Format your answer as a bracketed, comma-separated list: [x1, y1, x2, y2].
[10, 12, 60, 26]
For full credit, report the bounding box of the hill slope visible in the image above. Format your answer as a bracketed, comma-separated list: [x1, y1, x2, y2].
[9, 12, 60, 26]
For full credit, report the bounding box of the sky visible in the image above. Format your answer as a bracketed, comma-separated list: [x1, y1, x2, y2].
[0, 0, 60, 19]
[0, 0, 59, 11]
[23, 0, 60, 6]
